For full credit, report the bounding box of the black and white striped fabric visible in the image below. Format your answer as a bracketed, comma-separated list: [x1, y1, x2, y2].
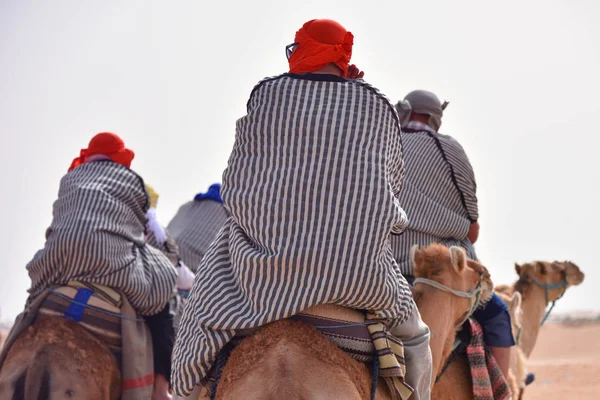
[26, 161, 177, 316]
[147, 225, 180, 267]
[166, 199, 229, 272]
[172, 73, 413, 396]
[391, 125, 479, 275]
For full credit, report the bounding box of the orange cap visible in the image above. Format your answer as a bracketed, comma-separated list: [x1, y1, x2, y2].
[288, 19, 354, 77]
[68, 132, 135, 172]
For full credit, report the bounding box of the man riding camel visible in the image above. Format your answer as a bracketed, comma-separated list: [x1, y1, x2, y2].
[167, 183, 229, 272]
[172, 19, 431, 399]
[9, 132, 178, 399]
[394, 90, 515, 379]
[145, 183, 196, 292]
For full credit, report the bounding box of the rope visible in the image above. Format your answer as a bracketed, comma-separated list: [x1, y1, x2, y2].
[210, 344, 233, 400]
[370, 349, 380, 400]
[413, 277, 482, 328]
[47, 288, 144, 322]
[314, 321, 377, 330]
[525, 273, 568, 326]
[435, 337, 464, 382]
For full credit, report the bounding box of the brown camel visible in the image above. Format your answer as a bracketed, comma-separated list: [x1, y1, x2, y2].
[495, 290, 525, 398]
[411, 244, 497, 400]
[214, 319, 394, 400]
[0, 315, 121, 400]
[495, 260, 585, 399]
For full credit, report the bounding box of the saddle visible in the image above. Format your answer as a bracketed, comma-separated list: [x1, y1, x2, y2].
[0, 282, 155, 400]
[204, 304, 412, 400]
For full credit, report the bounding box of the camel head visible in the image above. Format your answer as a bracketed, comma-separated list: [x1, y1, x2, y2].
[411, 244, 493, 379]
[412, 244, 494, 327]
[515, 260, 585, 302]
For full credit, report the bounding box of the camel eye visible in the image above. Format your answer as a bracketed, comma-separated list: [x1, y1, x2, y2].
[66, 389, 75, 397]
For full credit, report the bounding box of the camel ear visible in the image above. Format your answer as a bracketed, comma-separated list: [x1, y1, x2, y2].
[449, 246, 467, 272]
[535, 261, 548, 275]
[511, 291, 522, 309]
[515, 263, 522, 275]
[410, 245, 421, 268]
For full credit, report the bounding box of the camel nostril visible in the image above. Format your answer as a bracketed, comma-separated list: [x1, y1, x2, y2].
[66, 389, 75, 397]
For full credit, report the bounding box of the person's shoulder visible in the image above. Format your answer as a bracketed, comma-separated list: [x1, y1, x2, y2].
[437, 133, 465, 149]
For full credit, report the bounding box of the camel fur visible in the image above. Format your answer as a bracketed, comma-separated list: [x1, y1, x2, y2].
[411, 244, 497, 400]
[495, 260, 585, 399]
[0, 315, 120, 400]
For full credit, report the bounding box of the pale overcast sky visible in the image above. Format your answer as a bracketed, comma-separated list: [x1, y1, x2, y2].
[0, 0, 598, 321]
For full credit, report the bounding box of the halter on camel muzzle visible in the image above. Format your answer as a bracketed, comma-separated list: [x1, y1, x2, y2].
[413, 274, 483, 329]
[519, 271, 568, 326]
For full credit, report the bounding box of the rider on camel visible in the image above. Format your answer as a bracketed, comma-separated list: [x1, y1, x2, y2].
[172, 19, 431, 399]
[394, 91, 516, 379]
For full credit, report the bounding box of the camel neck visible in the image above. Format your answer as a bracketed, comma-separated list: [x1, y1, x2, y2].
[517, 283, 547, 357]
[428, 309, 457, 380]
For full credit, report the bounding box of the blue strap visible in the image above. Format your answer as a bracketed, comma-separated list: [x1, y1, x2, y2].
[64, 288, 94, 322]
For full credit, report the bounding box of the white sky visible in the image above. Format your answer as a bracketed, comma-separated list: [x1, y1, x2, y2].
[1, 0, 598, 322]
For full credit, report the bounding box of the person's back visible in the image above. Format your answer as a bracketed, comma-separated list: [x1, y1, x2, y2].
[25, 132, 177, 397]
[167, 183, 229, 271]
[27, 136, 177, 314]
[172, 19, 430, 399]
[393, 122, 478, 275]
[394, 91, 515, 379]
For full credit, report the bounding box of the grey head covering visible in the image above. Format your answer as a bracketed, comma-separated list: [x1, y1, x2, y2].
[395, 90, 448, 132]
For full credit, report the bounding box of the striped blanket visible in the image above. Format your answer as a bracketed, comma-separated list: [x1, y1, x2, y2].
[26, 160, 177, 316]
[172, 73, 414, 397]
[466, 319, 511, 400]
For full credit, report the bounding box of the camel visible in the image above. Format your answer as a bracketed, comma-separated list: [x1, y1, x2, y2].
[495, 260, 585, 399]
[0, 315, 121, 400]
[411, 244, 502, 400]
[213, 318, 394, 400]
[495, 291, 525, 398]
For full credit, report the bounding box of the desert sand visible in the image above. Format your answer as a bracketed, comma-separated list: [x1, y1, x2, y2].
[1, 320, 598, 398]
[524, 321, 600, 399]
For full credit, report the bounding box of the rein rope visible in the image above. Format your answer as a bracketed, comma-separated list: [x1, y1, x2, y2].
[521, 272, 568, 326]
[413, 273, 483, 382]
[413, 276, 483, 329]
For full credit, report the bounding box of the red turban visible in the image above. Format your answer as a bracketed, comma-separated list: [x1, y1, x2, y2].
[68, 132, 135, 172]
[288, 19, 354, 77]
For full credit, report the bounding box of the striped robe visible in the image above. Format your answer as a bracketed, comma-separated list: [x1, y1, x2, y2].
[26, 161, 177, 316]
[167, 199, 229, 272]
[391, 128, 479, 275]
[172, 73, 413, 395]
[147, 225, 180, 267]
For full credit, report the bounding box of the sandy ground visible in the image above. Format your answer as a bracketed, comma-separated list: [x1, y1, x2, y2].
[1, 321, 598, 398]
[524, 321, 600, 399]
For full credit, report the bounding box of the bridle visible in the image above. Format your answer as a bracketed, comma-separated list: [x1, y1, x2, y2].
[519, 271, 568, 326]
[413, 273, 483, 330]
[413, 272, 484, 382]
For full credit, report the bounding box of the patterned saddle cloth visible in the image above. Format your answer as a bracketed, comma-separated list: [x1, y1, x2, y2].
[448, 319, 512, 400]
[38, 281, 123, 364]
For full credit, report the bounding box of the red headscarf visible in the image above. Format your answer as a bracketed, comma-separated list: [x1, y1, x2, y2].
[288, 19, 354, 77]
[68, 132, 135, 172]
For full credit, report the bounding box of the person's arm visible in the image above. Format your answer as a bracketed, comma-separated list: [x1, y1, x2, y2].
[467, 221, 480, 244]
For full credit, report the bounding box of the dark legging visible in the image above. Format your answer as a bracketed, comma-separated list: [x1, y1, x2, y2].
[144, 303, 175, 380]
